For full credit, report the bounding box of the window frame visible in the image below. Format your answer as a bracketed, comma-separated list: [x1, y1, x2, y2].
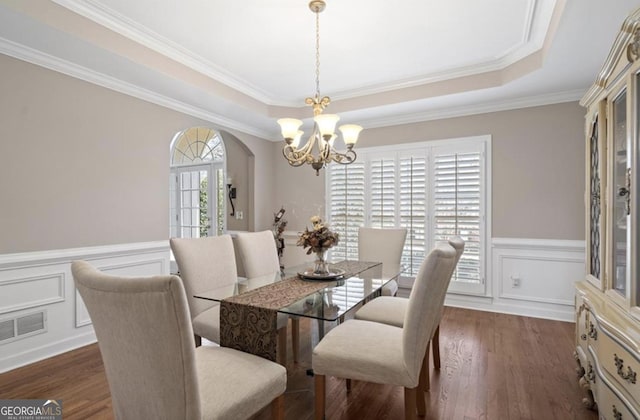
[325, 135, 492, 296]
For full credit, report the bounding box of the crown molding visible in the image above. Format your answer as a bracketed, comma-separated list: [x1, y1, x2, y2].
[360, 89, 585, 129]
[0, 30, 583, 142]
[0, 37, 272, 139]
[50, 0, 277, 105]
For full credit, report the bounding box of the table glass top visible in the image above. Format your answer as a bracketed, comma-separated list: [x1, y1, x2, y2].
[194, 261, 403, 322]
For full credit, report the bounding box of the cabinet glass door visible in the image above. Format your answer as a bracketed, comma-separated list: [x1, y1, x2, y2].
[588, 115, 602, 282]
[611, 88, 630, 298]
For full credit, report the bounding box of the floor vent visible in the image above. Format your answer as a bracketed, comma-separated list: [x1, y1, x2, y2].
[0, 311, 47, 344]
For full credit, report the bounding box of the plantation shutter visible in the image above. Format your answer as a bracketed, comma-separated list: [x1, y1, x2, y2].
[399, 153, 427, 275]
[432, 143, 484, 293]
[327, 161, 365, 261]
[370, 158, 397, 228]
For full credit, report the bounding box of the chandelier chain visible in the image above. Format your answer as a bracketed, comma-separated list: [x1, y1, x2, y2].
[315, 9, 321, 99]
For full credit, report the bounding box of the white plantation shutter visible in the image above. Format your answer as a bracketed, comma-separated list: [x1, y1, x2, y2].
[432, 142, 485, 294]
[370, 158, 397, 228]
[327, 161, 365, 261]
[399, 154, 427, 275]
[325, 136, 488, 295]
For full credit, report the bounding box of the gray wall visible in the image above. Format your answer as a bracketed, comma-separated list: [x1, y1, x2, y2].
[0, 54, 275, 254]
[275, 101, 586, 240]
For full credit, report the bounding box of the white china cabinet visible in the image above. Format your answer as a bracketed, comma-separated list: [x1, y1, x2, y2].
[575, 7, 640, 419]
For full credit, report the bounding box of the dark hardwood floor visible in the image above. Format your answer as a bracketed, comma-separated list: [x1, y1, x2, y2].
[0, 307, 596, 419]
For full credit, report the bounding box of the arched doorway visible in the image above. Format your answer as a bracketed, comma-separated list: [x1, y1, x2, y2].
[169, 127, 226, 238]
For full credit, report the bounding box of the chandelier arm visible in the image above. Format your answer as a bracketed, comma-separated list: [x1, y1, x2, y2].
[283, 145, 309, 166]
[331, 149, 357, 165]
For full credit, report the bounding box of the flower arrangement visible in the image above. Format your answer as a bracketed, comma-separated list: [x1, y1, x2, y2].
[297, 215, 339, 255]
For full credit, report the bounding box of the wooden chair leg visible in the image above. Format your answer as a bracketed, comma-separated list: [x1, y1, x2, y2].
[432, 324, 441, 369]
[194, 335, 202, 347]
[292, 318, 300, 363]
[404, 387, 417, 420]
[271, 394, 284, 420]
[278, 326, 287, 366]
[315, 374, 326, 420]
[417, 357, 427, 415]
[346, 378, 352, 392]
[420, 345, 430, 392]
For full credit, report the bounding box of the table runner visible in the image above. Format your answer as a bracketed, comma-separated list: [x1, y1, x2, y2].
[220, 260, 381, 361]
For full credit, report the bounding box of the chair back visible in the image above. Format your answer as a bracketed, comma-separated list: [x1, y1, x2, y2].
[448, 235, 466, 277]
[235, 230, 281, 278]
[402, 243, 456, 382]
[72, 261, 201, 420]
[358, 227, 407, 267]
[170, 235, 237, 319]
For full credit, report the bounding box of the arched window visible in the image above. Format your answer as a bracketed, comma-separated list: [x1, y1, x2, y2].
[170, 127, 226, 238]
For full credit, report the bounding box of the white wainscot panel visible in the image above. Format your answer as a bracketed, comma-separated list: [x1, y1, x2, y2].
[0, 273, 65, 314]
[489, 238, 585, 321]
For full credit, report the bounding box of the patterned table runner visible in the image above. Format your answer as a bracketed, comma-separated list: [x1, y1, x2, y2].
[220, 260, 381, 361]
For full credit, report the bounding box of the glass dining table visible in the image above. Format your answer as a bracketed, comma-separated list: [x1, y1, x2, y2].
[194, 260, 403, 362]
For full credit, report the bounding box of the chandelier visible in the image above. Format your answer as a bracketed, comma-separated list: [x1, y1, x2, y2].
[277, 0, 362, 176]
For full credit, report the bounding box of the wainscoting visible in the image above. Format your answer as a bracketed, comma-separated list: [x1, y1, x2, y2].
[445, 238, 584, 322]
[0, 236, 582, 373]
[0, 241, 170, 373]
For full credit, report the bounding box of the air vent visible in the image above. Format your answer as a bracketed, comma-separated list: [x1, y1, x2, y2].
[0, 310, 47, 344]
[0, 319, 14, 342]
[17, 312, 45, 336]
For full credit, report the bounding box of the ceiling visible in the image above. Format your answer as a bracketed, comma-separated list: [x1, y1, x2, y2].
[0, 0, 638, 140]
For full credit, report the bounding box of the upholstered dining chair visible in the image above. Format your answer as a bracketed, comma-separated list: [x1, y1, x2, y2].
[312, 242, 457, 420]
[354, 236, 465, 383]
[72, 260, 286, 420]
[234, 230, 300, 364]
[358, 227, 407, 296]
[170, 235, 237, 346]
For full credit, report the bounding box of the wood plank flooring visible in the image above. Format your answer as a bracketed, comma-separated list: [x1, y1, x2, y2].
[0, 307, 596, 420]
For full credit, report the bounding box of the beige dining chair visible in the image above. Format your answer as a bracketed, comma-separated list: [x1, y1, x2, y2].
[72, 260, 286, 420]
[170, 235, 237, 346]
[354, 236, 465, 380]
[312, 242, 457, 420]
[358, 227, 407, 296]
[234, 230, 300, 364]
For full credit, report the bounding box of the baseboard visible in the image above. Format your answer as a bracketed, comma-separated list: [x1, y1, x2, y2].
[0, 241, 170, 373]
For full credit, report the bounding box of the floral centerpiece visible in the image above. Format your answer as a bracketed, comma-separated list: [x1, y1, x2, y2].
[297, 216, 339, 275]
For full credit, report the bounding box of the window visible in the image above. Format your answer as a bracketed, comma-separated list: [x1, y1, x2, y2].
[170, 127, 226, 238]
[326, 135, 490, 295]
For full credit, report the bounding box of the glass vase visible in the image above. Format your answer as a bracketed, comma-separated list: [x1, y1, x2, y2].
[313, 249, 330, 275]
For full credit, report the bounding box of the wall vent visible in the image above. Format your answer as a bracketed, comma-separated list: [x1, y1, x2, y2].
[0, 319, 14, 342]
[0, 311, 47, 344]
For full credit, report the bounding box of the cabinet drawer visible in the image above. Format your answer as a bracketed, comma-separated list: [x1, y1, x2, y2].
[599, 327, 640, 407]
[596, 378, 635, 420]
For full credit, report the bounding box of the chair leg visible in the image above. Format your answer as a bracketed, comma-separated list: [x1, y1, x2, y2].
[420, 345, 430, 392]
[417, 357, 427, 415]
[346, 378, 352, 392]
[292, 318, 300, 363]
[315, 374, 326, 420]
[194, 335, 202, 347]
[278, 326, 287, 366]
[432, 324, 441, 369]
[271, 394, 284, 420]
[404, 387, 417, 420]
